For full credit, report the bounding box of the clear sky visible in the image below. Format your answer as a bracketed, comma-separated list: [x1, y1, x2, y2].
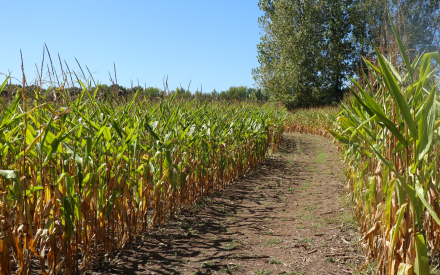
[1, 0, 263, 93]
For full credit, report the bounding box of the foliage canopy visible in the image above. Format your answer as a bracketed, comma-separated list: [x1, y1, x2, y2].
[253, 0, 440, 109]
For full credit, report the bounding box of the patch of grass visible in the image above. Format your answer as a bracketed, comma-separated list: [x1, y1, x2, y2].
[297, 225, 306, 229]
[220, 263, 244, 273]
[267, 230, 274, 235]
[201, 260, 218, 268]
[253, 270, 273, 275]
[216, 203, 226, 212]
[287, 188, 295, 192]
[221, 240, 240, 250]
[304, 204, 316, 211]
[276, 179, 283, 187]
[315, 151, 327, 164]
[324, 257, 336, 263]
[339, 210, 357, 226]
[431, 266, 440, 275]
[218, 223, 228, 232]
[269, 259, 283, 264]
[280, 210, 289, 213]
[298, 214, 314, 221]
[313, 223, 325, 228]
[298, 237, 314, 243]
[350, 260, 377, 275]
[170, 261, 183, 268]
[301, 182, 312, 191]
[263, 238, 283, 247]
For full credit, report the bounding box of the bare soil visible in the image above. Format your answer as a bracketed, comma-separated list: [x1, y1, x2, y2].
[89, 133, 364, 275]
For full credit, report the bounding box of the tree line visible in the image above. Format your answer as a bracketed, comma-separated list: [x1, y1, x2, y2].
[253, 0, 440, 109]
[0, 83, 269, 102]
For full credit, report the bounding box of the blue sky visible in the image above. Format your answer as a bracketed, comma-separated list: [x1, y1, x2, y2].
[1, 0, 263, 93]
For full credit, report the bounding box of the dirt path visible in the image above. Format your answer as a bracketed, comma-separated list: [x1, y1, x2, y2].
[90, 133, 363, 275]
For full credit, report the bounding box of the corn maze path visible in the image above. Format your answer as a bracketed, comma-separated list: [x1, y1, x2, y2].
[88, 133, 364, 275]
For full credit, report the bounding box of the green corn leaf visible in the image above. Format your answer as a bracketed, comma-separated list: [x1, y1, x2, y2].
[420, 52, 440, 78]
[362, 57, 381, 74]
[83, 136, 92, 166]
[416, 85, 437, 161]
[396, 175, 417, 206]
[384, 57, 402, 83]
[371, 144, 396, 173]
[375, 46, 418, 140]
[61, 142, 83, 165]
[385, 178, 395, 225]
[26, 186, 44, 196]
[43, 129, 65, 164]
[110, 118, 125, 139]
[40, 114, 55, 147]
[0, 170, 18, 182]
[0, 75, 9, 95]
[327, 129, 352, 145]
[105, 190, 116, 220]
[389, 13, 413, 77]
[414, 232, 429, 275]
[348, 86, 375, 117]
[367, 177, 376, 206]
[61, 196, 74, 238]
[389, 203, 407, 259]
[415, 181, 440, 226]
[145, 120, 161, 142]
[103, 127, 112, 142]
[350, 78, 408, 145]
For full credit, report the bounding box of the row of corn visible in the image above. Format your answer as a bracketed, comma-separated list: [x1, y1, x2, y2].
[330, 18, 440, 274]
[283, 106, 338, 138]
[0, 85, 285, 274]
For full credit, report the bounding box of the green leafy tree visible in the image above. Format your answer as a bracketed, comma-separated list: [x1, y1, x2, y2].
[144, 87, 161, 98]
[349, 0, 439, 55]
[320, 0, 358, 102]
[253, 0, 440, 109]
[226, 86, 248, 99]
[253, 0, 331, 109]
[391, 0, 440, 53]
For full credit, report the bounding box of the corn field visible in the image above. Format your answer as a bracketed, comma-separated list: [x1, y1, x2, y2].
[284, 107, 338, 138]
[330, 17, 440, 274]
[0, 83, 285, 274]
